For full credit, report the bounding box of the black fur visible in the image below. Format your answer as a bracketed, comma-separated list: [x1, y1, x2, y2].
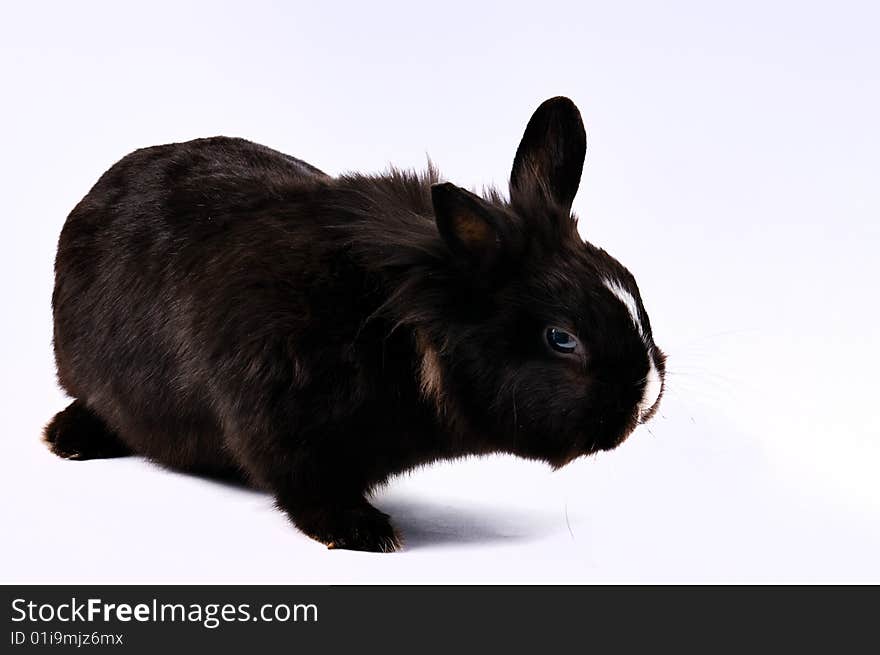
[47, 97, 665, 552]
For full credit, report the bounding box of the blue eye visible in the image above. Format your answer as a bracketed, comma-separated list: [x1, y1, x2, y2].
[546, 327, 579, 354]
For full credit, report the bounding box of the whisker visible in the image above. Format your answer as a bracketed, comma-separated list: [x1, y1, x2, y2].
[511, 377, 520, 439]
[564, 498, 575, 542]
[668, 327, 761, 349]
[657, 384, 699, 424]
[665, 368, 745, 384]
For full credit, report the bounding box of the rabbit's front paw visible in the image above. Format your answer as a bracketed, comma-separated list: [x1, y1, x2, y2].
[299, 502, 402, 553]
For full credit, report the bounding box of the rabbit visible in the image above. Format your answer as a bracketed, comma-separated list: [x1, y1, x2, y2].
[45, 96, 665, 552]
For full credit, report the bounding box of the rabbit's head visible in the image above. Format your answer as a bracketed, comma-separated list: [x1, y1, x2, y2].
[421, 97, 665, 466]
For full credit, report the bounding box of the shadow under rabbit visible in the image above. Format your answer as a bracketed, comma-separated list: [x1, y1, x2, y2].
[70, 452, 565, 551]
[373, 496, 563, 550]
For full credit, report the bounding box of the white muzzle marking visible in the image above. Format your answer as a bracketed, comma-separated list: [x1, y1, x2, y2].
[639, 358, 662, 420]
[603, 277, 661, 420]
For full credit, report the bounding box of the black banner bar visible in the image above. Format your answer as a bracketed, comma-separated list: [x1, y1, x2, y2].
[1, 585, 874, 652]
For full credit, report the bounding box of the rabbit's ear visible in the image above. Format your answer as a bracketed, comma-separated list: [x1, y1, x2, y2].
[432, 182, 505, 270]
[510, 96, 586, 212]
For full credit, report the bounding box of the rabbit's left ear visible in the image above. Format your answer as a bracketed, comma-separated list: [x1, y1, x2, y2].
[510, 96, 586, 212]
[432, 182, 506, 272]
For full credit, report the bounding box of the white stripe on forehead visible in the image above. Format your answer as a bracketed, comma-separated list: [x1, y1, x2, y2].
[603, 278, 644, 339]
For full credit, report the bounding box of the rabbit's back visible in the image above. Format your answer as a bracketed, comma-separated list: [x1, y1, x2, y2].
[51, 137, 332, 475]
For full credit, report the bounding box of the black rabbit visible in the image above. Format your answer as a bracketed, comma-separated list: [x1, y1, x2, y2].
[46, 97, 665, 552]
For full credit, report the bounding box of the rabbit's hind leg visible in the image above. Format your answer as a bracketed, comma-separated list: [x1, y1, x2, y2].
[44, 400, 130, 460]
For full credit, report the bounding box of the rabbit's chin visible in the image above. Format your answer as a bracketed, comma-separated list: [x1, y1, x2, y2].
[592, 415, 642, 454]
[597, 429, 635, 453]
[545, 433, 631, 470]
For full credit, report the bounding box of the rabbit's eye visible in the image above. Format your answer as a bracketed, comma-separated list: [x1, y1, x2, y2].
[545, 327, 579, 354]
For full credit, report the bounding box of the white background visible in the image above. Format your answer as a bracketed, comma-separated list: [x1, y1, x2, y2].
[2, 1, 878, 583]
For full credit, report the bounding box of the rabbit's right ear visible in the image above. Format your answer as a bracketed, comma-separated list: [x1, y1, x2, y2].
[510, 96, 587, 213]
